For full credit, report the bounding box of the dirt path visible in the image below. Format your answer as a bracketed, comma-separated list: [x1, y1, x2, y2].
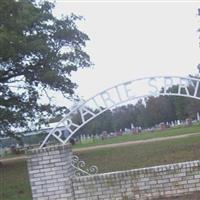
[0, 155, 25, 162]
[73, 132, 200, 152]
[1, 132, 200, 162]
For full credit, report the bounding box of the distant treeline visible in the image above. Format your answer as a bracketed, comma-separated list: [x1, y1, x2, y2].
[72, 83, 200, 136]
[49, 81, 200, 137]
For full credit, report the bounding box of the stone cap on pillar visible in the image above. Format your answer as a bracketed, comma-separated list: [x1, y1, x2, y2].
[26, 144, 72, 155]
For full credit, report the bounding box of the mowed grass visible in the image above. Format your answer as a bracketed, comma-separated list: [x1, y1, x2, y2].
[76, 134, 200, 173]
[73, 124, 200, 148]
[1, 125, 200, 200]
[0, 159, 32, 200]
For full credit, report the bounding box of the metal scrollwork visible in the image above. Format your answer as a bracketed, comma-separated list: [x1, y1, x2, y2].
[71, 155, 98, 176]
[40, 76, 200, 148]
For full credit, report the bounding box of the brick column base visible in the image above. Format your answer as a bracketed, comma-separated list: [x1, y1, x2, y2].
[27, 145, 74, 200]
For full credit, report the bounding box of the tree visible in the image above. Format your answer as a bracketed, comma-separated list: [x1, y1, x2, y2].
[168, 83, 200, 120]
[145, 96, 176, 125]
[0, 0, 92, 138]
[76, 109, 113, 137]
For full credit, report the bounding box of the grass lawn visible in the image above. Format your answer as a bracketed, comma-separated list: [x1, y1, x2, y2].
[0, 160, 32, 200]
[1, 124, 200, 199]
[73, 124, 200, 149]
[76, 134, 200, 173]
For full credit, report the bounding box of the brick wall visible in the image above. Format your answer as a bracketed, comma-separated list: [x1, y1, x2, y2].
[27, 145, 74, 200]
[72, 160, 200, 200]
[27, 145, 200, 200]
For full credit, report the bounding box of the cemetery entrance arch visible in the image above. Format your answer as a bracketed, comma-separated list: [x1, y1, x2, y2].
[40, 76, 200, 148]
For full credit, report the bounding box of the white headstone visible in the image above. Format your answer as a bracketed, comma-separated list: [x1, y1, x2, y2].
[131, 123, 134, 129]
[197, 112, 200, 121]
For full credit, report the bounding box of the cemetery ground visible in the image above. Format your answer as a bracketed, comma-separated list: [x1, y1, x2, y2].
[1, 125, 200, 199]
[74, 124, 200, 148]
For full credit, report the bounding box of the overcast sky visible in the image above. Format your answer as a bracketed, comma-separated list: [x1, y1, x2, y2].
[51, 1, 200, 106]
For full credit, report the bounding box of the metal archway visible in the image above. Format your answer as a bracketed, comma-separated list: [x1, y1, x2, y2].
[40, 76, 200, 148]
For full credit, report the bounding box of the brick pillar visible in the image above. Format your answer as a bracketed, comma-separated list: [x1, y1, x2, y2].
[27, 144, 74, 200]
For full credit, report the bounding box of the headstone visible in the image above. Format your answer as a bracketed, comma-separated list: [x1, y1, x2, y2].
[185, 118, 192, 126]
[131, 123, 134, 129]
[160, 122, 166, 130]
[197, 112, 200, 121]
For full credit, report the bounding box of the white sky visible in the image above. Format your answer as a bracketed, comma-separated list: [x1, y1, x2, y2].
[51, 1, 200, 106]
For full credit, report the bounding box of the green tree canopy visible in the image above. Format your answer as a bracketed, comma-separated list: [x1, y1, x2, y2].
[0, 0, 92, 138]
